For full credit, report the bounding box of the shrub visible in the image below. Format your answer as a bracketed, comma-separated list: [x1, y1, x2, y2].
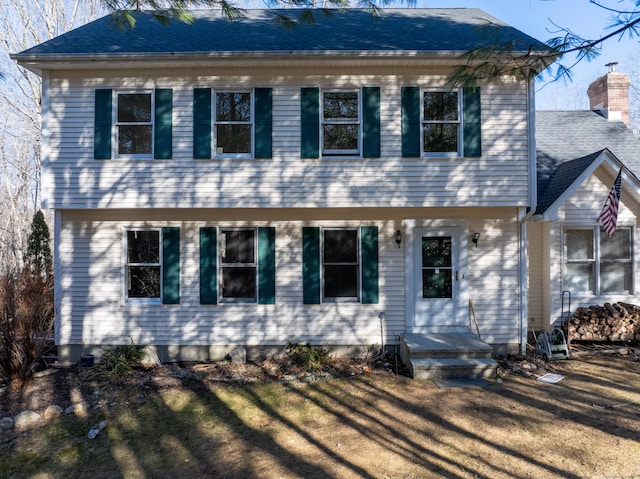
[25, 210, 52, 278]
[0, 211, 55, 386]
[286, 341, 330, 372]
[0, 268, 54, 386]
[100, 339, 145, 377]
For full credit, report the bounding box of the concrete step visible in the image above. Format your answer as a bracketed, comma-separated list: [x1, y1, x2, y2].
[410, 357, 498, 380]
[401, 332, 498, 380]
[402, 332, 494, 360]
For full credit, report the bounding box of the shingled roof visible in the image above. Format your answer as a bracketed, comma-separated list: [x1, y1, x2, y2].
[14, 8, 546, 59]
[536, 110, 640, 215]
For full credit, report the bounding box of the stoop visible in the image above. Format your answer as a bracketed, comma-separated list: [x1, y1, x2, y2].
[401, 332, 497, 380]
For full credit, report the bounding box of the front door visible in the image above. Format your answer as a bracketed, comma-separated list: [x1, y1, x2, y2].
[412, 227, 465, 331]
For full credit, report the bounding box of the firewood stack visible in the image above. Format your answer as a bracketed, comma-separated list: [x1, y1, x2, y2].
[567, 302, 640, 343]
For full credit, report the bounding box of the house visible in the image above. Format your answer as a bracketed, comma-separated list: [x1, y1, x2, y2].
[530, 67, 640, 331]
[12, 8, 549, 378]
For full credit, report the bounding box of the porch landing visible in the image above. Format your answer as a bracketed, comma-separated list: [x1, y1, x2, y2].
[400, 332, 498, 380]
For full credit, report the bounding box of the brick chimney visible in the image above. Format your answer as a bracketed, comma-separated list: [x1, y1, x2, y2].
[587, 62, 631, 127]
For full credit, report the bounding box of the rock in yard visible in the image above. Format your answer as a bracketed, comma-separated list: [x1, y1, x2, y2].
[140, 347, 162, 367]
[34, 368, 59, 379]
[229, 347, 247, 365]
[14, 410, 42, 430]
[44, 405, 63, 419]
[0, 417, 15, 431]
[65, 403, 87, 416]
[87, 420, 108, 439]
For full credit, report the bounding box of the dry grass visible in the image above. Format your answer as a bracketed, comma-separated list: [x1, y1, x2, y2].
[1, 354, 639, 478]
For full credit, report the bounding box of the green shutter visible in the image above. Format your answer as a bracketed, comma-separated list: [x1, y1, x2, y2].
[361, 226, 379, 304]
[255, 88, 273, 159]
[193, 88, 212, 159]
[362, 87, 381, 158]
[301, 87, 320, 159]
[401, 86, 421, 157]
[302, 227, 321, 304]
[463, 87, 482, 157]
[199, 227, 217, 304]
[94, 89, 112, 160]
[162, 227, 180, 304]
[258, 227, 276, 304]
[154, 88, 172, 159]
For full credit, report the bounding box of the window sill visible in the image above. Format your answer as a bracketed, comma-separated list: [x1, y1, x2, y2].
[320, 155, 363, 160]
[562, 291, 635, 298]
[220, 299, 258, 304]
[422, 153, 463, 159]
[124, 298, 162, 305]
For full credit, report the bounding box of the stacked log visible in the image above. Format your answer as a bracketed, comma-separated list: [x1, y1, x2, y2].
[567, 302, 640, 343]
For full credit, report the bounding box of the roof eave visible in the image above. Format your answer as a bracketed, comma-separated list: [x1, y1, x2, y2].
[539, 151, 611, 221]
[12, 49, 542, 73]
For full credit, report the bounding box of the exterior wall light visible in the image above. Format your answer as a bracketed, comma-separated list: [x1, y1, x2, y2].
[395, 230, 402, 248]
[472, 232, 480, 248]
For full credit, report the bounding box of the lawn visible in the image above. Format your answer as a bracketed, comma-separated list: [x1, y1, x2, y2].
[1, 353, 639, 478]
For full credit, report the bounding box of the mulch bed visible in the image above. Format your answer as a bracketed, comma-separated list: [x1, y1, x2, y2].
[0, 350, 408, 419]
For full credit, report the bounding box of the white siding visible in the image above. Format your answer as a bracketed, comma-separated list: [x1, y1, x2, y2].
[546, 172, 640, 326]
[57, 210, 406, 348]
[527, 221, 550, 331]
[56, 208, 522, 350]
[467, 213, 522, 346]
[45, 73, 531, 210]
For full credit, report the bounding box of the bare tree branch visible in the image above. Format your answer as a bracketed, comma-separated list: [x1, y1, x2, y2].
[448, 2, 640, 90]
[0, 0, 104, 271]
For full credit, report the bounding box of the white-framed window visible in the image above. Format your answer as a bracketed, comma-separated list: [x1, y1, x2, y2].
[214, 91, 253, 157]
[563, 226, 634, 294]
[322, 90, 360, 156]
[422, 89, 462, 156]
[116, 91, 153, 157]
[322, 228, 360, 301]
[220, 228, 257, 302]
[125, 229, 161, 300]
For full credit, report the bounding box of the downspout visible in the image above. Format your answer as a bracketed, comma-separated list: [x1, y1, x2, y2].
[40, 70, 50, 211]
[518, 76, 538, 355]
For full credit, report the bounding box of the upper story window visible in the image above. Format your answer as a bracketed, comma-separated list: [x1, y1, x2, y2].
[401, 86, 480, 158]
[117, 92, 153, 157]
[215, 92, 253, 157]
[322, 90, 360, 156]
[300, 87, 380, 159]
[563, 226, 634, 295]
[94, 88, 172, 160]
[422, 90, 461, 156]
[193, 88, 272, 160]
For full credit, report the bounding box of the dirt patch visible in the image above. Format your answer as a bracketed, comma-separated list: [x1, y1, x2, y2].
[0, 352, 404, 419]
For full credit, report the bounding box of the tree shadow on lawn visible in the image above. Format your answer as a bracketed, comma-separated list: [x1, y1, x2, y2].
[282, 376, 586, 479]
[1, 356, 639, 478]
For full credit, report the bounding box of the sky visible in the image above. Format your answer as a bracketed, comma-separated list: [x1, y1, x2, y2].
[417, 0, 640, 110]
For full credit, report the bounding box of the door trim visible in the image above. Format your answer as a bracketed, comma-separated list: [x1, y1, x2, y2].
[405, 219, 469, 333]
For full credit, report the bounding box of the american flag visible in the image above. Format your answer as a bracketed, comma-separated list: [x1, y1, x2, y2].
[599, 169, 622, 238]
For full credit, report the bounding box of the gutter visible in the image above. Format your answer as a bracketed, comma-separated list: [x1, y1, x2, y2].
[12, 48, 551, 73]
[12, 48, 548, 61]
[10, 50, 466, 70]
